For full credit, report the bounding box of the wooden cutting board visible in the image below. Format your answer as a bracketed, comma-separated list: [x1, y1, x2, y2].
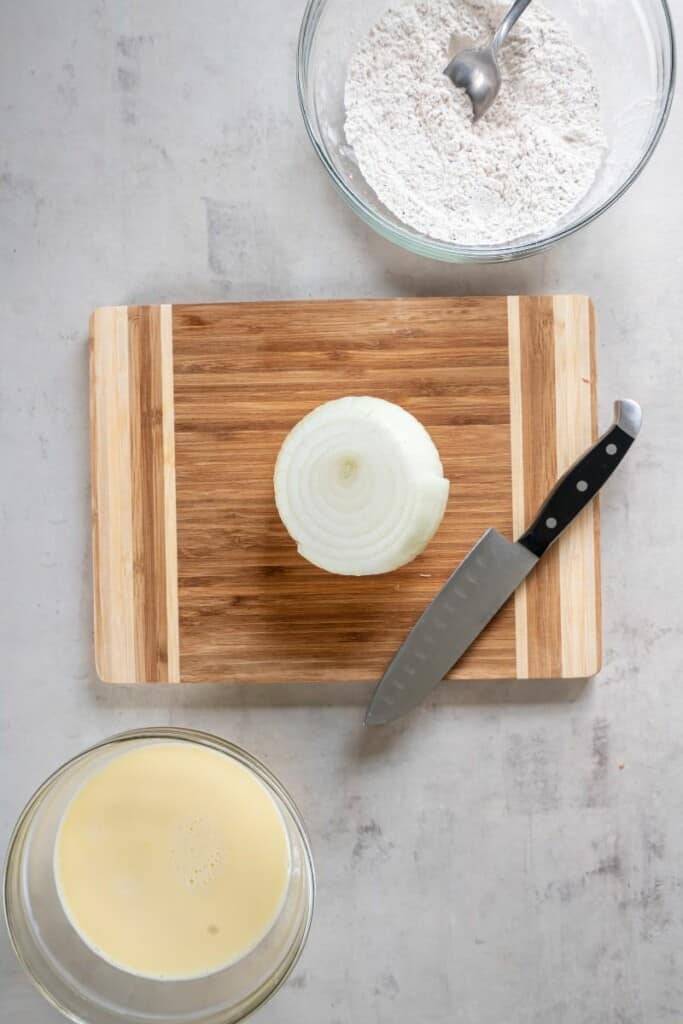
[90, 296, 600, 684]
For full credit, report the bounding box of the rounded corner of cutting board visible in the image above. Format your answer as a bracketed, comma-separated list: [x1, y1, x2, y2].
[94, 656, 128, 686]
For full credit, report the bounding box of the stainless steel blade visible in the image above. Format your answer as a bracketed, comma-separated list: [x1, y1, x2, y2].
[366, 529, 538, 725]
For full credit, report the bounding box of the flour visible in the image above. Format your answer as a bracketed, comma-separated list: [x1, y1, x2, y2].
[344, 0, 606, 245]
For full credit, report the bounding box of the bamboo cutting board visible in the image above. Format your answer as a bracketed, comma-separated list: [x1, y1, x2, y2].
[90, 296, 600, 684]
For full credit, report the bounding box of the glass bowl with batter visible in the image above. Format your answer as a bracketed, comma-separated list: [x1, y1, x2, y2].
[297, 0, 675, 262]
[3, 728, 315, 1024]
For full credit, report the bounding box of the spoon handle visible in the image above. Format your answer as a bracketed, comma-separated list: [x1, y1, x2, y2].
[492, 0, 533, 53]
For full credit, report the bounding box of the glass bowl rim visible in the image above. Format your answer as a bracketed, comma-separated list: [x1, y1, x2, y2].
[296, 0, 677, 262]
[3, 726, 316, 1024]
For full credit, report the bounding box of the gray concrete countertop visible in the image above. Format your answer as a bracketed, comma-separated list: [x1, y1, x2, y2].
[1, 3, 682, 1022]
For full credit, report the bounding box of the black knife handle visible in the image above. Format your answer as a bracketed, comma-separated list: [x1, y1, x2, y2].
[518, 400, 642, 559]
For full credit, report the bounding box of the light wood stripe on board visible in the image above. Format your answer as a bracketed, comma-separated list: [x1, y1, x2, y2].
[507, 295, 602, 679]
[90, 305, 179, 682]
[553, 296, 600, 677]
[161, 305, 180, 682]
[589, 301, 603, 672]
[507, 296, 529, 678]
[90, 306, 136, 682]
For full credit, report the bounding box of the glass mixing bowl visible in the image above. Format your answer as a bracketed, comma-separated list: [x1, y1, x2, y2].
[4, 728, 315, 1024]
[297, 0, 675, 262]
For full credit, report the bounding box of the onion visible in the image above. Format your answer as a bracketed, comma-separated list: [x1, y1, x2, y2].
[274, 396, 450, 576]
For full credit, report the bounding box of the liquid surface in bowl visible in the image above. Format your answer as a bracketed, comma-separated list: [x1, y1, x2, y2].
[54, 741, 291, 979]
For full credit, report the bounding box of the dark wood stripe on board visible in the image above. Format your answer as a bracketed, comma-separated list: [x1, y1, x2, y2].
[127, 305, 179, 682]
[518, 296, 563, 678]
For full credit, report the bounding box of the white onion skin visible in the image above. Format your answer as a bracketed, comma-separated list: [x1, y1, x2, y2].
[274, 396, 450, 576]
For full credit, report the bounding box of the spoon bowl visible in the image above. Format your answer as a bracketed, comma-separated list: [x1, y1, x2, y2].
[444, 45, 501, 121]
[444, 0, 533, 120]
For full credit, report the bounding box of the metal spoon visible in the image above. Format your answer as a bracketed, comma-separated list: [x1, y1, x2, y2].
[443, 0, 533, 121]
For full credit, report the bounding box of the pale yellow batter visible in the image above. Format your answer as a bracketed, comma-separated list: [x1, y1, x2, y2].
[54, 742, 290, 979]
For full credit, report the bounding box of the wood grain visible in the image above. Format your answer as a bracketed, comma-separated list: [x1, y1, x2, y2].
[90, 306, 136, 682]
[507, 295, 601, 679]
[553, 295, 600, 677]
[90, 296, 601, 684]
[519, 295, 563, 678]
[507, 296, 529, 678]
[90, 304, 179, 682]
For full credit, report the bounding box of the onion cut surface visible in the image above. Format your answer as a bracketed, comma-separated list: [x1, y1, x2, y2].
[274, 396, 450, 576]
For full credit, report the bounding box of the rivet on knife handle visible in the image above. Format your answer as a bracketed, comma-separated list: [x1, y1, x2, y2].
[518, 399, 642, 559]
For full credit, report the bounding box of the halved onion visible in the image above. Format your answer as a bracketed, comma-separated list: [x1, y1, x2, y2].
[274, 396, 450, 576]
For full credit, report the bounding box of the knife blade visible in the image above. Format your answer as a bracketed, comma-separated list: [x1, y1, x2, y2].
[366, 399, 642, 725]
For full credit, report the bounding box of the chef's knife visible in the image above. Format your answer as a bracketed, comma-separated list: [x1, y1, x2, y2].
[366, 399, 642, 726]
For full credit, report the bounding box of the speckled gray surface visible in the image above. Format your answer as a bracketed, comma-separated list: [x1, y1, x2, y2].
[1, 2, 682, 1022]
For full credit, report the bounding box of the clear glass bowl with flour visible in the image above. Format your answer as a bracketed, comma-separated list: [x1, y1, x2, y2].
[4, 728, 315, 1024]
[298, 0, 675, 261]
